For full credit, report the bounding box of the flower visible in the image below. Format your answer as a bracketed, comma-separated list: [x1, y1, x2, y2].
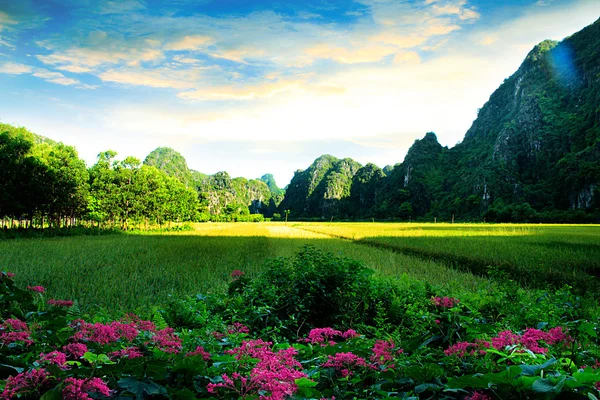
[185, 346, 212, 361]
[0, 369, 49, 400]
[26, 285, 46, 293]
[109, 347, 144, 360]
[323, 352, 367, 377]
[227, 322, 250, 334]
[302, 328, 343, 345]
[231, 269, 245, 278]
[370, 339, 402, 370]
[466, 391, 492, 400]
[48, 299, 74, 307]
[431, 296, 459, 308]
[0, 318, 33, 346]
[152, 327, 182, 353]
[38, 351, 68, 369]
[63, 343, 88, 358]
[342, 329, 360, 339]
[62, 377, 111, 400]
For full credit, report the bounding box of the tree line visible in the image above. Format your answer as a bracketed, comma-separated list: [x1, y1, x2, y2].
[0, 124, 198, 230]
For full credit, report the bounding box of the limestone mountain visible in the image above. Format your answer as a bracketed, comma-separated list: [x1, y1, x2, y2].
[279, 155, 362, 218]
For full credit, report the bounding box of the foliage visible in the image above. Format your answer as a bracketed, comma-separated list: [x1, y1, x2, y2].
[2, 245, 600, 399]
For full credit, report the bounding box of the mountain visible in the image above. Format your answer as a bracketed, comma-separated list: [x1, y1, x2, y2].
[143, 147, 192, 186]
[279, 155, 362, 218]
[278, 18, 600, 222]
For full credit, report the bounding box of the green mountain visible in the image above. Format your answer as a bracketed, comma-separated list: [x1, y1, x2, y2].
[279, 155, 362, 218]
[143, 147, 192, 186]
[279, 18, 600, 222]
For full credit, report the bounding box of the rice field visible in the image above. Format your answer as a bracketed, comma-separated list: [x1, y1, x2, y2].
[1, 222, 598, 314]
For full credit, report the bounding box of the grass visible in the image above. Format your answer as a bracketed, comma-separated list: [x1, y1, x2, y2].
[0, 223, 487, 314]
[2, 222, 598, 314]
[293, 222, 600, 293]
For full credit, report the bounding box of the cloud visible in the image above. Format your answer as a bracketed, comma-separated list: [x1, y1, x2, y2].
[177, 79, 302, 100]
[0, 11, 18, 32]
[99, 68, 199, 89]
[478, 34, 498, 46]
[305, 43, 396, 64]
[393, 51, 421, 64]
[164, 35, 212, 51]
[32, 68, 98, 89]
[96, 0, 145, 14]
[0, 61, 32, 74]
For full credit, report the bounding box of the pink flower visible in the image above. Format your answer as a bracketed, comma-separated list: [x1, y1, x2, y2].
[186, 346, 212, 361]
[231, 269, 245, 278]
[302, 328, 343, 345]
[445, 340, 490, 357]
[70, 320, 139, 345]
[4, 319, 28, 331]
[342, 329, 360, 339]
[48, 299, 74, 307]
[0, 369, 49, 400]
[152, 327, 182, 353]
[62, 377, 111, 400]
[0, 319, 33, 346]
[466, 391, 492, 400]
[210, 342, 306, 399]
[27, 285, 46, 293]
[431, 296, 459, 308]
[63, 343, 88, 358]
[370, 339, 402, 370]
[109, 347, 144, 360]
[491, 330, 520, 350]
[38, 351, 68, 368]
[323, 352, 367, 376]
[227, 322, 250, 334]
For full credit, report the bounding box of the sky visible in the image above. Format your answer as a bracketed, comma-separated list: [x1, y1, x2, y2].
[0, 0, 599, 187]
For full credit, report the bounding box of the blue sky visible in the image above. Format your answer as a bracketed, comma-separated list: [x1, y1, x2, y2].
[0, 0, 599, 186]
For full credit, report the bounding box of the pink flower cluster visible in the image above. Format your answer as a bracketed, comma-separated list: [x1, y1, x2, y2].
[71, 320, 140, 345]
[185, 346, 212, 361]
[210, 340, 306, 400]
[63, 343, 88, 358]
[370, 339, 403, 370]
[109, 346, 144, 360]
[445, 327, 570, 357]
[152, 327, 182, 353]
[0, 369, 49, 400]
[465, 391, 492, 400]
[231, 269, 245, 278]
[431, 296, 460, 308]
[38, 351, 68, 369]
[26, 285, 45, 293]
[0, 318, 33, 346]
[0, 271, 15, 281]
[62, 377, 111, 400]
[323, 352, 368, 377]
[301, 327, 360, 346]
[492, 327, 569, 354]
[227, 322, 250, 334]
[445, 340, 490, 357]
[47, 299, 74, 307]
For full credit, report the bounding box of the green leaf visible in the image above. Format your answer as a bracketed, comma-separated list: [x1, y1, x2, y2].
[520, 358, 557, 376]
[531, 377, 566, 394]
[295, 377, 318, 388]
[40, 389, 62, 400]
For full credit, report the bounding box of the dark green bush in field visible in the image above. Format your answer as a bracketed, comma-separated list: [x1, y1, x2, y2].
[2, 248, 600, 399]
[221, 246, 431, 340]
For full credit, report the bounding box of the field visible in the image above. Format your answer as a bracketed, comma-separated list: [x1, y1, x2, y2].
[3, 222, 600, 399]
[1, 222, 599, 313]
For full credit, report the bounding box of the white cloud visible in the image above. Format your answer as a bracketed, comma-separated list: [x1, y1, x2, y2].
[164, 35, 212, 51]
[0, 61, 32, 74]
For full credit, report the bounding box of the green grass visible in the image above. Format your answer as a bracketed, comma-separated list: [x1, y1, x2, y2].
[2, 222, 598, 314]
[0, 223, 486, 314]
[293, 222, 600, 293]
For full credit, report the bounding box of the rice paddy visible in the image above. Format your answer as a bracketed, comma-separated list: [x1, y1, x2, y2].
[1, 222, 598, 314]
